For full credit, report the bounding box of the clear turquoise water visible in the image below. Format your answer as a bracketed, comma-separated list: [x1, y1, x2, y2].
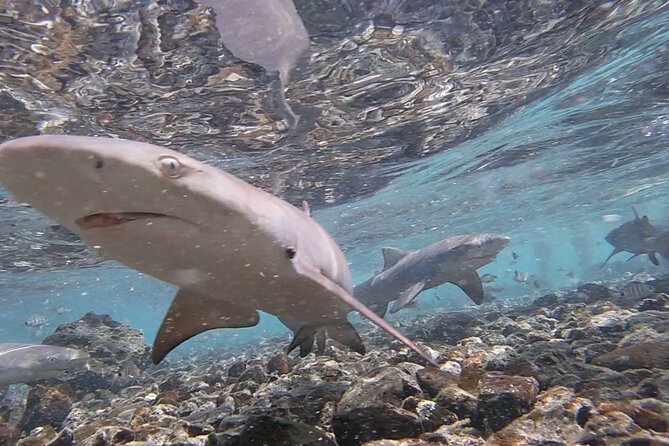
[1, 2, 669, 359]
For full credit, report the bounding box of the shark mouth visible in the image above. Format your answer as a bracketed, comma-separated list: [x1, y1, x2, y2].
[75, 212, 168, 230]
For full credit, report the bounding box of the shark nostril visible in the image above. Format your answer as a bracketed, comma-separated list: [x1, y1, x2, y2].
[94, 157, 104, 170]
[286, 247, 296, 259]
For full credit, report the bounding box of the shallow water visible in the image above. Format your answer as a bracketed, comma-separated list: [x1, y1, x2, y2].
[1, 1, 669, 443]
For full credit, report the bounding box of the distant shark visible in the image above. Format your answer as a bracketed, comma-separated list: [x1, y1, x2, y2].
[281, 233, 509, 354]
[602, 208, 668, 267]
[353, 233, 510, 317]
[0, 343, 89, 385]
[0, 135, 434, 365]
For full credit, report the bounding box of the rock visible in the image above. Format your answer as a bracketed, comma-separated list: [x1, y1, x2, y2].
[590, 309, 634, 333]
[419, 421, 486, 445]
[490, 386, 593, 445]
[227, 361, 248, 378]
[591, 342, 669, 371]
[42, 312, 150, 370]
[579, 411, 645, 444]
[637, 294, 668, 311]
[434, 385, 477, 420]
[19, 385, 74, 433]
[45, 428, 74, 446]
[459, 351, 489, 392]
[267, 354, 292, 375]
[237, 415, 335, 445]
[472, 373, 539, 432]
[577, 283, 610, 302]
[598, 401, 668, 432]
[400, 397, 457, 431]
[533, 293, 558, 307]
[415, 366, 457, 398]
[237, 364, 268, 384]
[0, 421, 19, 445]
[333, 367, 425, 445]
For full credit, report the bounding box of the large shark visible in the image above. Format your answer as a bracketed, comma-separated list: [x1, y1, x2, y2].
[280, 233, 509, 355]
[353, 233, 510, 317]
[602, 208, 663, 267]
[0, 135, 434, 365]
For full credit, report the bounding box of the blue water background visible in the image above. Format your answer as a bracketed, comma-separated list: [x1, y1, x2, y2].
[1, 5, 669, 359]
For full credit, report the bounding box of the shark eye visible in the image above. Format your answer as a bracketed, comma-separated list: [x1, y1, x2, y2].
[158, 156, 183, 178]
[286, 247, 296, 260]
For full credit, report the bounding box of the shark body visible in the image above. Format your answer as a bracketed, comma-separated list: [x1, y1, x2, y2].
[353, 233, 510, 317]
[602, 208, 665, 267]
[280, 233, 509, 355]
[0, 135, 434, 365]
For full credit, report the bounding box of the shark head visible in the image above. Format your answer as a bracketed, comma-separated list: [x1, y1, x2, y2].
[436, 233, 510, 269]
[0, 135, 350, 288]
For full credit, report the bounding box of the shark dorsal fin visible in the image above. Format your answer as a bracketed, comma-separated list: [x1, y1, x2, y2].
[302, 200, 310, 216]
[381, 247, 409, 270]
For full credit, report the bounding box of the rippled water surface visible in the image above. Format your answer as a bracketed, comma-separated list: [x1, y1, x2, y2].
[1, 0, 669, 348]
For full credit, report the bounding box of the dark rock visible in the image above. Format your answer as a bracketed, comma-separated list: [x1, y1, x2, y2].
[491, 386, 593, 444]
[333, 367, 424, 445]
[637, 295, 668, 312]
[533, 293, 558, 307]
[459, 351, 489, 392]
[159, 375, 182, 392]
[227, 361, 248, 378]
[185, 422, 214, 437]
[20, 385, 74, 433]
[591, 342, 669, 371]
[237, 415, 334, 446]
[267, 354, 292, 375]
[111, 427, 135, 443]
[434, 385, 477, 419]
[577, 283, 610, 302]
[472, 373, 539, 432]
[237, 365, 268, 384]
[415, 367, 457, 398]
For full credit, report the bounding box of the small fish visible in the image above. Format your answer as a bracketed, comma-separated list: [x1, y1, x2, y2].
[55, 306, 71, 315]
[513, 271, 530, 283]
[617, 281, 656, 299]
[533, 280, 541, 289]
[480, 274, 497, 283]
[512, 252, 519, 261]
[566, 271, 575, 278]
[24, 314, 48, 328]
[112, 360, 142, 387]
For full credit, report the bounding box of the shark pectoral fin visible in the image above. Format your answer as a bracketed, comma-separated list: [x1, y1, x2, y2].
[626, 253, 641, 262]
[649, 252, 660, 266]
[452, 272, 484, 305]
[381, 247, 409, 270]
[292, 260, 438, 367]
[601, 248, 621, 268]
[389, 281, 426, 314]
[152, 288, 260, 364]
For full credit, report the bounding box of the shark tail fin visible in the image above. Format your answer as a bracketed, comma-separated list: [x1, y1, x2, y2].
[655, 230, 669, 262]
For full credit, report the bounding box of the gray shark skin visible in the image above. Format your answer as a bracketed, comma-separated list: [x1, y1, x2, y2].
[354, 233, 510, 317]
[602, 208, 662, 267]
[0, 343, 89, 386]
[0, 135, 435, 366]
